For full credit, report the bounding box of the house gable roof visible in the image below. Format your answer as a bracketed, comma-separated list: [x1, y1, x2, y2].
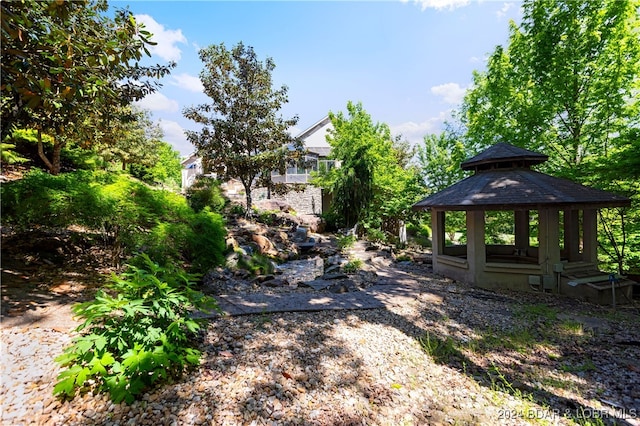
[296, 116, 331, 140]
[181, 153, 200, 167]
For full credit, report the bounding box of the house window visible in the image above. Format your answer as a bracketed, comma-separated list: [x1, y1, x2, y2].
[287, 156, 318, 175]
[272, 155, 320, 183]
[318, 160, 340, 173]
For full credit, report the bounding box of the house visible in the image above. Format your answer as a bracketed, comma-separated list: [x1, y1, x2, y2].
[412, 142, 636, 305]
[181, 116, 336, 215]
[180, 153, 203, 193]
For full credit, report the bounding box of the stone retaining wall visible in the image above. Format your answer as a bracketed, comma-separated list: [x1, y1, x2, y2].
[254, 186, 323, 215]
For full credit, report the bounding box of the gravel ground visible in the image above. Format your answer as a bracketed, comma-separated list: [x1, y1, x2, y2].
[2, 261, 640, 426]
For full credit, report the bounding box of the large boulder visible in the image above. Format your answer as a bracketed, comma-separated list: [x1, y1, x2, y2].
[298, 214, 325, 233]
[251, 234, 278, 256]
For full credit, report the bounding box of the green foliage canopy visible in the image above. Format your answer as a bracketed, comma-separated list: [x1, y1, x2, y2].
[1, 0, 174, 174]
[460, 0, 640, 178]
[316, 101, 422, 238]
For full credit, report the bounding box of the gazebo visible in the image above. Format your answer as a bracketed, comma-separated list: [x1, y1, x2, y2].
[412, 143, 635, 305]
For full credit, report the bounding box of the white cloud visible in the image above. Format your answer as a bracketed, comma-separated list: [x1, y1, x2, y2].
[159, 120, 194, 156]
[135, 91, 179, 112]
[170, 73, 204, 93]
[390, 114, 447, 146]
[431, 83, 467, 105]
[135, 14, 187, 62]
[496, 2, 514, 19]
[401, 0, 470, 11]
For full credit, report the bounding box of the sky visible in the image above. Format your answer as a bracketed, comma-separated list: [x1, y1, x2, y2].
[112, 0, 523, 156]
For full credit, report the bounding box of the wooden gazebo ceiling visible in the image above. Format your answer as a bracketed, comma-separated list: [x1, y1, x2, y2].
[412, 169, 631, 212]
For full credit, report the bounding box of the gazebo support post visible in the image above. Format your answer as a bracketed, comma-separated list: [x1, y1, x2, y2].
[564, 209, 581, 261]
[583, 209, 598, 265]
[538, 209, 561, 292]
[514, 210, 530, 255]
[467, 210, 486, 284]
[433, 211, 446, 257]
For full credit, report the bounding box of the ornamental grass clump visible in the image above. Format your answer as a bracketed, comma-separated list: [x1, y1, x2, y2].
[54, 254, 219, 404]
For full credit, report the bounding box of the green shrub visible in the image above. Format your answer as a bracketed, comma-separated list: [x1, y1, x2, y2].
[254, 209, 278, 225]
[320, 210, 343, 232]
[342, 259, 362, 273]
[228, 203, 246, 216]
[365, 227, 386, 243]
[237, 251, 276, 275]
[144, 222, 191, 267]
[0, 143, 28, 164]
[336, 234, 357, 250]
[186, 209, 227, 272]
[54, 254, 219, 404]
[185, 177, 226, 213]
[1, 169, 103, 229]
[1, 170, 227, 271]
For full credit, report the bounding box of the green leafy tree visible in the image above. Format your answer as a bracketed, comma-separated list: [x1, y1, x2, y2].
[316, 101, 422, 237]
[417, 131, 469, 194]
[461, 0, 640, 177]
[316, 102, 378, 228]
[367, 136, 423, 240]
[129, 140, 182, 189]
[184, 42, 303, 215]
[94, 106, 164, 171]
[416, 130, 470, 243]
[583, 127, 640, 274]
[1, 0, 174, 174]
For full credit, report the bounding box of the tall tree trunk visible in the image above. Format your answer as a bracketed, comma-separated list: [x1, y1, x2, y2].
[51, 142, 63, 175]
[244, 183, 253, 218]
[36, 129, 64, 175]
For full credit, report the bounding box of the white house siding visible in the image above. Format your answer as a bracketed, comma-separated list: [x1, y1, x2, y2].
[181, 156, 203, 192]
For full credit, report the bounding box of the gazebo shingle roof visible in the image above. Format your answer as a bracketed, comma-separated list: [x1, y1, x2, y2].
[413, 143, 631, 211]
[461, 142, 547, 170]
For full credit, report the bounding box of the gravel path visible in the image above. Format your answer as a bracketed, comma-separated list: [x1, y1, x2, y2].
[2, 262, 640, 426]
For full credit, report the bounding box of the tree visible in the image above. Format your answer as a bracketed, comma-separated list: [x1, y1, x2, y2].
[460, 0, 640, 178]
[416, 130, 471, 243]
[417, 130, 469, 194]
[316, 101, 422, 237]
[94, 106, 164, 171]
[184, 42, 303, 214]
[130, 140, 183, 189]
[1, 0, 173, 174]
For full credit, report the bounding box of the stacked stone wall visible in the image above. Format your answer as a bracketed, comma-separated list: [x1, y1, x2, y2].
[253, 186, 323, 215]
